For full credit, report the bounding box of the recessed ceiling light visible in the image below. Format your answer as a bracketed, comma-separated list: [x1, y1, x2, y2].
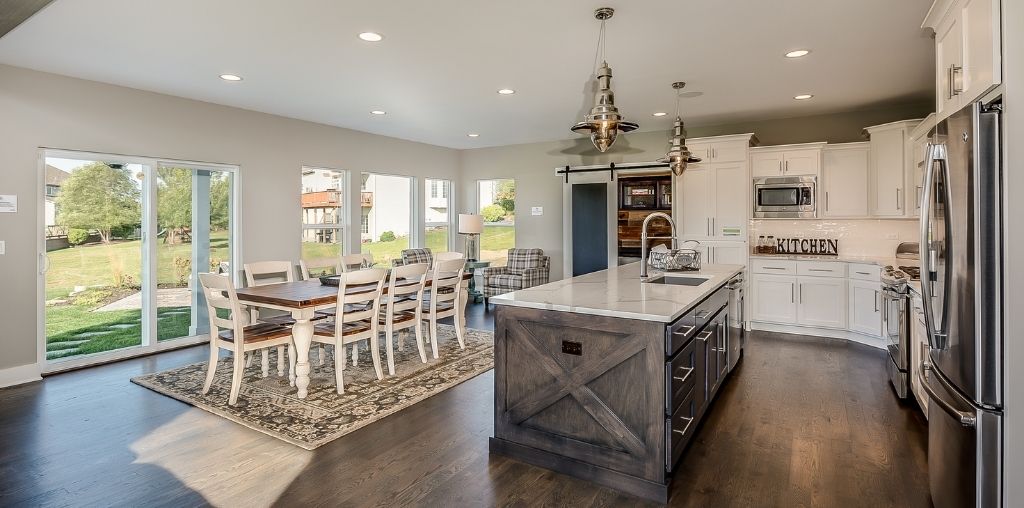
[794, 94, 814, 100]
[497, 89, 516, 95]
[370, 110, 387, 115]
[219, 74, 242, 81]
[358, 32, 384, 42]
[652, 112, 667, 117]
[467, 133, 480, 138]
[785, 49, 811, 58]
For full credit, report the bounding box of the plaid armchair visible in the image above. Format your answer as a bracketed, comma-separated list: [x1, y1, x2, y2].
[482, 248, 550, 299]
[392, 248, 433, 267]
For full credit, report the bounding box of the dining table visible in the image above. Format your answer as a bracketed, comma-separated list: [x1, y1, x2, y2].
[234, 272, 471, 399]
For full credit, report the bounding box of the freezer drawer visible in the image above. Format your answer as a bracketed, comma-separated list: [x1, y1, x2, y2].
[921, 364, 1001, 508]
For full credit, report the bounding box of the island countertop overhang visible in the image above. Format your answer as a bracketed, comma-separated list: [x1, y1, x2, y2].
[490, 262, 744, 323]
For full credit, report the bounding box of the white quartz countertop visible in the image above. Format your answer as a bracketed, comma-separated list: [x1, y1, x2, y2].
[490, 262, 744, 323]
[749, 253, 896, 266]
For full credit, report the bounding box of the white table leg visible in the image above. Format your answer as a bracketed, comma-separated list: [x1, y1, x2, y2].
[460, 279, 469, 330]
[291, 308, 315, 399]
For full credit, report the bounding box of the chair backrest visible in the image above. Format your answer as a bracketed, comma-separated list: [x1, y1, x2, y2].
[385, 262, 428, 317]
[341, 253, 373, 272]
[430, 258, 465, 305]
[198, 273, 244, 350]
[244, 260, 295, 286]
[333, 268, 387, 334]
[433, 251, 464, 268]
[400, 248, 433, 267]
[300, 257, 341, 280]
[506, 248, 547, 275]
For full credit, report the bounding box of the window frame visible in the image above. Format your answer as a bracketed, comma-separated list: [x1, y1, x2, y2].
[300, 166, 348, 261]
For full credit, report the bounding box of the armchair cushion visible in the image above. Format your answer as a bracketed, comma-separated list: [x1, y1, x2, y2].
[506, 248, 546, 275]
[392, 248, 433, 267]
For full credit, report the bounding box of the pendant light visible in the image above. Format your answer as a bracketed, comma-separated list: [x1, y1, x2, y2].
[658, 82, 702, 176]
[570, 7, 638, 153]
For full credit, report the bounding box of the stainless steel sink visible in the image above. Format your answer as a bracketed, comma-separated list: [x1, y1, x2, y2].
[643, 275, 710, 286]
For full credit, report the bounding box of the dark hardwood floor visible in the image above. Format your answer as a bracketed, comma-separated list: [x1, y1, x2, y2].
[0, 302, 930, 507]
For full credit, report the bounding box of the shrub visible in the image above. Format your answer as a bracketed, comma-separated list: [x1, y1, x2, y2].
[173, 256, 191, 286]
[379, 231, 397, 242]
[68, 228, 90, 246]
[110, 223, 137, 239]
[481, 204, 506, 223]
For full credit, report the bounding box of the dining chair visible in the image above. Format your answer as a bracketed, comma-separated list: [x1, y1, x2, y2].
[299, 257, 341, 280]
[341, 253, 374, 272]
[379, 262, 429, 375]
[310, 268, 387, 394]
[422, 258, 466, 359]
[198, 273, 295, 406]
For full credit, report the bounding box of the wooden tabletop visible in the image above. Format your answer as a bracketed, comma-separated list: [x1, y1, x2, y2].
[235, 273, 471, 309]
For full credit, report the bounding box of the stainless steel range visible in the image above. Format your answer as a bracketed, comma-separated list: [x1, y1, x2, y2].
[882, 243, 920, 399]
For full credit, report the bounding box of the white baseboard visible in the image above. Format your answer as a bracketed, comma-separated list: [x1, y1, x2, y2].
[0, 363, 42, 388]
[749, 321, 885, 350]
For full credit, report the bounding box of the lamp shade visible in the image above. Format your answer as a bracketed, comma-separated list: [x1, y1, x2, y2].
[458, 213, 484, 234]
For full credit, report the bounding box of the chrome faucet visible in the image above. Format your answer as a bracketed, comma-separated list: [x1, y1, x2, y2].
[640, 211, 678, 279]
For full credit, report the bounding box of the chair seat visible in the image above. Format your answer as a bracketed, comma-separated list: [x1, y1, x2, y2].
[423, 301, 455, 313]
[312, 319, 373, 338]
[260, 312, 331, 326]
[218, 323, 292, 343]
[487, 274, 524, 290]
[436, 286, 455, 295]
[379, 309, 417, 325]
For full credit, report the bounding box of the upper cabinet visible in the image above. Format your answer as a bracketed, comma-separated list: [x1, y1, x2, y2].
[822, 143, 870, 218]
[675, 134, 756, 241]
[924, 0, 1002, 120]
[750, 143, 824, 178]
[907, 114, 938, 217]
[865, 120, 921, 217]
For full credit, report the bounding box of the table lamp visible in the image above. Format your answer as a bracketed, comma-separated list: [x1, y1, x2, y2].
[458, 213, 484, 261]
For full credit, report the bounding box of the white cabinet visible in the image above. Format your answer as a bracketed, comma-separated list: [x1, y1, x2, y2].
[696, 241, 748, 265]
[910, 294, 929, 418]
[907, 114, 938, 218]
[822, 143, 870, 217]
[676, 134, 755, 241]
[751, 274, 797, 324]
[750, 144, 823, 178]
[925, 0, 1002, 120]
[866, 120, 919, 217]
[849, 280, 882, 336]
[797, 277, 847, 329]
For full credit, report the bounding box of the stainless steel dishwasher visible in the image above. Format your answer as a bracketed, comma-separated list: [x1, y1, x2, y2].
[726, 272, 745, 371]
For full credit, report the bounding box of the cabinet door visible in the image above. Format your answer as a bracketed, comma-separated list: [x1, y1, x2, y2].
[848, 280, 882, 336]
[712, 162, 747, 239]
[710, 141, 748, 163]
[869, 128, 906, 216]
[961, 0, 1001, 104]
[711, 244, 747, 266]
[688, 142, 712, 162]
[678, 164, 710, 238]
[935, 15, 963, 119]
[750, 152, 783, 178]
[909, 134, 929, 217]
[822, 146, 869, 217]
[751, 275, 797, 324]
[797, 277, 847, 329]
[782, 149, 820, 177]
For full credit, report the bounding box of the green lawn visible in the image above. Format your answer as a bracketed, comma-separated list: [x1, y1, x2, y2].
[300, 225, 514, 266]
[45, 305, 192, 360]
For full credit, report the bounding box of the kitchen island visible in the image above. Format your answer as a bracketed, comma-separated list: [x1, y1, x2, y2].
[489, 262, 745, 503]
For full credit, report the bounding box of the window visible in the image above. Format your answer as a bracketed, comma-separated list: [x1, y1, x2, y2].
[425, 178, 451, 254]
[477, 179, 515, 265]
[360, 209, 369, 234]
[301, 167, 346, 261]
[361, 172, 412, 265]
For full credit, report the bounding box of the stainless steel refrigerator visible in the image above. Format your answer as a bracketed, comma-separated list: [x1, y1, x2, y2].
[920, 96, 1003, 508]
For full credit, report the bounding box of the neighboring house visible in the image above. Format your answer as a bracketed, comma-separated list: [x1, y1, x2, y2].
[360, 174, 412, 242]
[44, 164, 69, 231]
[300, 169, 421, 244]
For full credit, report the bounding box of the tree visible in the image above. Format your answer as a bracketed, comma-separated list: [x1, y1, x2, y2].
[157, 168, 192, 244]
[481, 204, 506, 223]
[210, 175, 231, 231]
[56, 163, 140, 243]
[495, 180, 515, 214]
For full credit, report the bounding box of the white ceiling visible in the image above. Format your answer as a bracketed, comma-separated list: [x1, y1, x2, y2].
[0, 0, 935, 149]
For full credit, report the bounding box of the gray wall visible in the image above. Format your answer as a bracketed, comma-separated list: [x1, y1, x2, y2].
[459, 102, 932, 280]
[0, 64, 460, 373]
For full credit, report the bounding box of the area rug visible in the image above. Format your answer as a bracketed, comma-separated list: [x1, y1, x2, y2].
[131, 324, 493, 450]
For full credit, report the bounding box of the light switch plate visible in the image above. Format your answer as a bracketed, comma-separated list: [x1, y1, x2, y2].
[531, 206, 543, 216]
[0, 240, 5, 255]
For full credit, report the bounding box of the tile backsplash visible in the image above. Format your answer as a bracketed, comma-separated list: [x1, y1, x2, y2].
[748, 219, 919, 257]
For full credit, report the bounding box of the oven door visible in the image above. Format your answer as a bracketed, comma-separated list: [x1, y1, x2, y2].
[752, 178, 816, 218]
[881, 288, 907, 369]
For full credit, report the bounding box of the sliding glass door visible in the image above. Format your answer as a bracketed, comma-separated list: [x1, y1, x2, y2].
[40, 150, 237, 370]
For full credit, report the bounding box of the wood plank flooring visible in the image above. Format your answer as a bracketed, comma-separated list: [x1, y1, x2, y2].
[0, 303, 930, 507]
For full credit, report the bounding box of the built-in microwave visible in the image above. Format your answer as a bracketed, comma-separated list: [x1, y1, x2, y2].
[752, 176, 817, 218]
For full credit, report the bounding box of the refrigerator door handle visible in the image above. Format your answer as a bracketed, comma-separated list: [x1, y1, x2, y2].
[920, 362, 977, 427]
[919, 143, 949, 350]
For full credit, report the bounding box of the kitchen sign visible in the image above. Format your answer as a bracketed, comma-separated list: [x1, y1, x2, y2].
[776, 237, 839, 256]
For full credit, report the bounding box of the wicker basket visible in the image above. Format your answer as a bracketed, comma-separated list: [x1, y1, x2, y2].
[647, 241, 702, 272]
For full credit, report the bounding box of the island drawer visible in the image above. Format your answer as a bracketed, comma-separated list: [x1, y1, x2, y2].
[665, 385, 698, 472]
[665, 338, 698, 415]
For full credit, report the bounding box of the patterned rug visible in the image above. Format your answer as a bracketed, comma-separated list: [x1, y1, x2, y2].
[131, 325, 493, 450]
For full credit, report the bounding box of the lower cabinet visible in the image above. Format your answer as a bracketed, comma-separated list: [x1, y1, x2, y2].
[750, 274, 797, 323]
[849, 280, 883, 336]
[796, 277, 847, 329]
